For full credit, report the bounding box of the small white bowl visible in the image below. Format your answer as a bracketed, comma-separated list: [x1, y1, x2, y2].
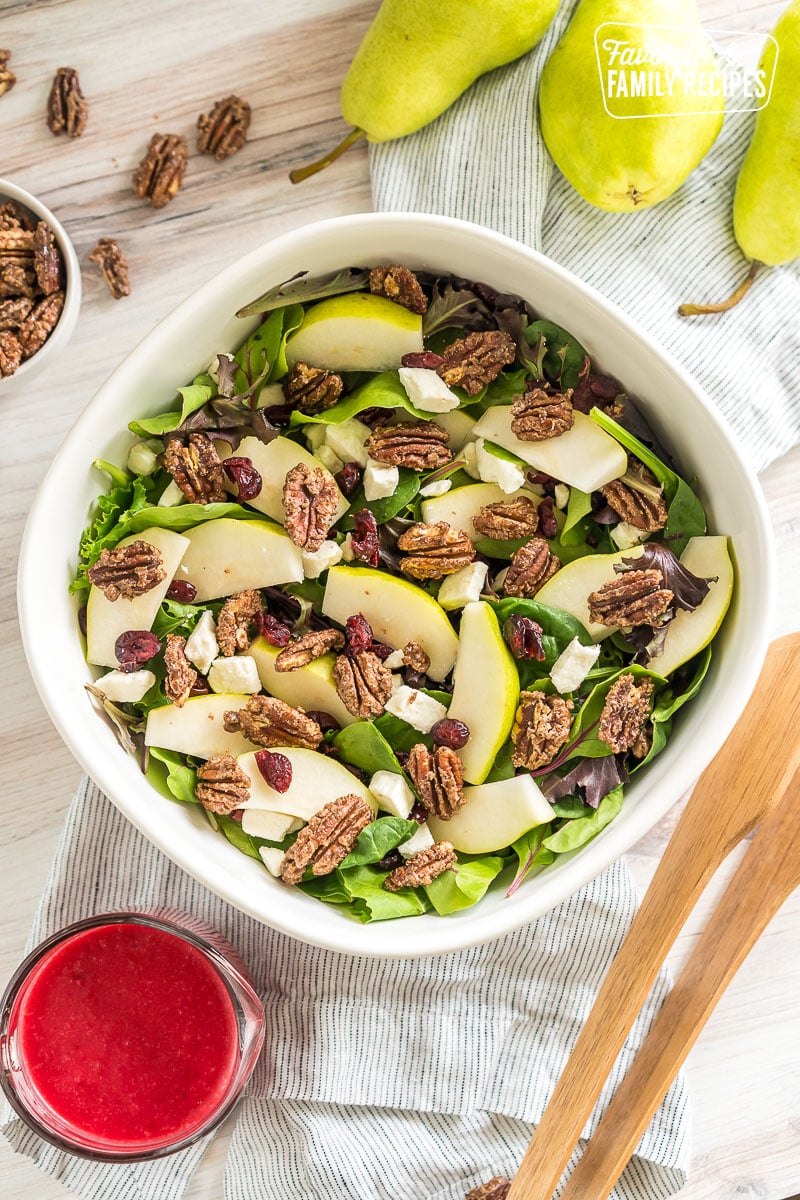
[0, 177, 81, 394]
[17, 213, 774, 957]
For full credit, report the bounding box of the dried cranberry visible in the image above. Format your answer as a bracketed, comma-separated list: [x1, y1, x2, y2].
[114, 630, 162, 672]
[305, 710, 341, 735]
[527, 470, 553, 487]
[430, 718, 470, 749]
[77, 604, 87, 636]
[255, 749, 293, 793]
[572, 372, 620, 414]
[344, 612, 373, 655]
[537, 496, 558, 540]
[409, 800, 427, 824]
[335, 462, 361, 497]
[400, 350, 445, 369]
[228, 810, 244, 822]
[254, 610, 292, 647]
[369, 640, 393, 660]
[166, 579, 198, 603]
[223, 456, 262, 501]
[376, 849, 404, 872]
[503, 615, 545, 661]
[190, 677, 211, 697]
[351, 509, 380, 567]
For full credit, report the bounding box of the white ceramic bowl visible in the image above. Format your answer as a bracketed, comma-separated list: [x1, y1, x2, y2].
[0, 178, 81, 394]
[18, 213, 774, 956]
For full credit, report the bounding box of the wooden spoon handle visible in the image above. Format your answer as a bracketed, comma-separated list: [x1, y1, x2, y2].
[558, 767, 800, 1200]
[506, 632, 800, 1200]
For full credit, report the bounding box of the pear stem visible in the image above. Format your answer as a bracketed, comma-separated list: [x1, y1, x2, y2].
[678, 261, 762, 317]
[289, 127, 366, 185]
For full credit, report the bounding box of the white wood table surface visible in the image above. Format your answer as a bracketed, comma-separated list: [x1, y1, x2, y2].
[1, 1, 798, 1197]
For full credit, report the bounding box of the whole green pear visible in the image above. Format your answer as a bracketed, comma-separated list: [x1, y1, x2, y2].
[539, 0, 725, 212]
[291, 0, 558, 182]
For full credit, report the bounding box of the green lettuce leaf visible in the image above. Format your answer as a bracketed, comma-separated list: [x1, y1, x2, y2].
[127, 501, 268, 534]
[290, 371, 429, 426]
[525, 320, 588, 390]
[425, 854, 505, 915]
[565, 664, 667, 761]
[71, 468, 155, 594]
[146, 746, 198, 805]
[543, 786, 624, 854]
[333, 722, 406, 776]
[234, 303, 304, 394]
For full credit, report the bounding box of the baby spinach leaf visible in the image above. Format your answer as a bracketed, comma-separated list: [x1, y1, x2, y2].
[374, 691, 451, 755]
[543, 786, 624, 854]
[565, 665, 666, 761]
[340, 469, 420, 528]
[340, 817, 418, 868]
[129, 375, 217, 438]
[549, 796, 593, 819]
[425, 855, 505, 915]
[215, 814, 264, 861]
[292, 371, 427, 426]
[474, 535, 530, 561]
[490, 597, 593, 680]
[339, 865, 432, 922]
[525, 320, 588, 391]
[234, 304, 304, 392]
[634, 646, 712, 769]
[236, 268, 370, 318]
[298, 872, 353, 907]
[146, 746, 198, 805]
[333, 722, 405, 776]
[127, 501, 268, 534]
[563, 487, 593, 534]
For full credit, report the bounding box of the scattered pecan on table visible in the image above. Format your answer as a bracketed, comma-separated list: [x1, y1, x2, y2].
[0, 49, 16, 97]
[473, 496, 540, 540]
[397, 520, 475, 580]
[384, 841, 456, 891]
[275, 628, 345, 673]
[333, 650, 393, 719]
[283, 462, 340, 552]
[587, 569, 673, 627]
[511, 385, 575, 442]
[366, 420, 452, 470]
[503, 538, 560, 597]
[223, 695, 323, 750]
[282, 361, 343, 415]
[601, 462, 668, 532]
[163, 432, 227, 503]
[436, 330, 516, 396]
[511, 690, 574, 771]
[281, 794, 374, 884]
[406, 744, 465, 820]
[87, 540, 166, 601]
[197, 94, 251, 160]
[46, 67, 88, 137]
[216, 589, 264, 657]
[88, 238, 131, 299]
[195, 753, 250, 814]
[464, 1178, 511, 1200]
[369, 264, 428, 315]
[598, 674, 654, 757]
[163, 634, 197, 707]
[132, 133, 188, 208]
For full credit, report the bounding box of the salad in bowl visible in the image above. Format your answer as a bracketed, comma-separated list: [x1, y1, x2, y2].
[72, 258, 734, 925]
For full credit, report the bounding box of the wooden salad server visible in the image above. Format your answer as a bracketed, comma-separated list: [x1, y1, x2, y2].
[506, 632, 800, 1200]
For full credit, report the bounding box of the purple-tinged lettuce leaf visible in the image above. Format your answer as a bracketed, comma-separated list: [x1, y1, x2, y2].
[422, 279, 495, 338]
[619, 542, 712, 612]
[236, 267, 370, 318]
[542, 754, 629, 810]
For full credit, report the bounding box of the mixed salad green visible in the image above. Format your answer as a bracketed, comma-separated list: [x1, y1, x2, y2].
[73, 264, 732, 922]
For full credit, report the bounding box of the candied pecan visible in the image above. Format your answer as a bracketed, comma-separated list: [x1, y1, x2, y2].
[283, 462, 340, 552]
[385, 841, 456, 891]
[473, 496, 539, 540]
[275, 628, 345, 672]
[511, 385, 575, 441]
[223, 695, 323, 749]
[465, 1178, 511, 1200]
[632, 721, 653, 760]
[366, 421, 452, 470]
[402, 641, 430, 674]
[197, 94, 251, 160]
[282, 361, 343, 415]
[369, 264, 427, 315]
[436, 330, 516, 396]
[281, 794, 373, 885]
[87, 238, 130, 299]
[195, 753, 250, 814]
[511, 690, 574, 770]
[32, 222, 63, 295]
[0, 329, 22, 376]
[132, 133, 188, 208]
[46, 67, 88, 137]
[587, 569, 673, 627]
[163, 633, 197, 707]
[406, 744, 465, 820]
[598, 674, 654, 754]
[87, 540, 166, 601]
[0, 49, 16, 97]
[163, 433, 226, 503]
[17, 291, 64, 356]
[601, 464, 668, 532]
[216, 589, 264, 656]
[0, 297, 33, 329]
[503, 538, 560, 597]
[333, 651, 393, 719]
[397, 520, 475, 580]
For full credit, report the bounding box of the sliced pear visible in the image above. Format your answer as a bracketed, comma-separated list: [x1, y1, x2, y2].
[421, 482, 540, 545]
[218, 435, 347, 526]
[145, 693, 252, 759]
[241, 809, 301, 841]
[249, 636, 357, 728]
[236, 747, 377, 820]
[446, 601, 519, 784]
[535, 546, 645, 641]
[473, 407, 627, 492]
[646, 536, 733, 677]
[322, 565, 458, 681]
[86, 526, 190, 667]
[428, 774, 553, 854]
[173, 517, 304, 602]
[285, 293, 423, 373]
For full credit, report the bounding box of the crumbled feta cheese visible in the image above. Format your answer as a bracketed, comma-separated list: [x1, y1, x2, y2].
[126, 441, 158, 476]
[94, 669, 156, 704]
[363, 457, 399, 501]
[256, 382, 286, 410]
[419, 478, 453, 498]
[185, 610, 219, 674]
[390, 672, 405, 694]
[259, 846, 286, 878]
[384, 686, 448, 733]
[341, 533, 355, 562]
[383, 648, 405, 670]
[399, 822, 435, 859]
[304, 423, 327, 451]
[314, 443, 345, 475]
[369, 770, 414, 819]
[550, 637, 601, 694]
[398, 367, 460, 413]
[437, 561, 489, 610]
[554, 483, 570, 510]
[158, 479, 186, 507]
[207, 655, 261, 695]
[611, 521, 649, 550]
[475, 438, 526, 493]
[461, 440, 480, 479]
[325, 418, 371, 468]
[302, 539, 344, 579]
